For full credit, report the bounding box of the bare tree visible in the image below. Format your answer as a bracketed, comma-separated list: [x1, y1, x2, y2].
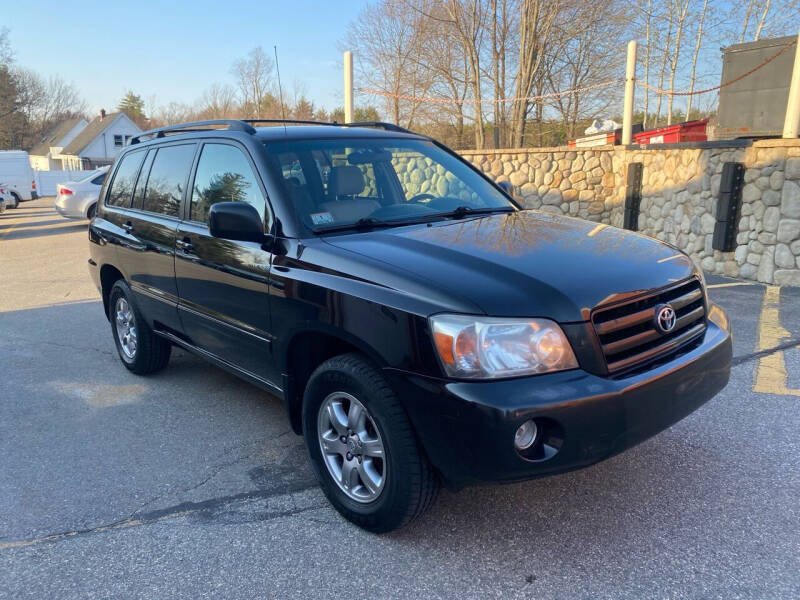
[509, 0, 560, 147]
[199, 83, 238, 119]
[232, 47, 274, 118]
[415, 4, 473, 146]
[740, 0, 756, 42]
[489, 0, 514, 147]
[686, 0, 709, 118]
[545, 0, 628, 139]
[653, 5, 673, 126]
[345, 0, 433, 128]
[754, 0, 771, 40]
[641, 0, 653, 128]
[0, 27, 13, 65]
[666, 0, 691, 125]
[10, 69, 86, 146]
[445, 0, 490, 148]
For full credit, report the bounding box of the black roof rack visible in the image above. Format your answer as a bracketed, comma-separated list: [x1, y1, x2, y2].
[130, 120, 257, 144]
[129, 118, 418, 145]
[341, 121, 413, 134]
[241, 118, 336, 127]
[244, 118, 415, 135]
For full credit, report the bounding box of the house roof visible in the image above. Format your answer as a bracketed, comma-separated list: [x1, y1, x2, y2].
[29, 118, 85, 157]
[61, 112, 126, 156]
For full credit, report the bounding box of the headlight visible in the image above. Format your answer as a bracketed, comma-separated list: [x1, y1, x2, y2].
[429, 314, 578, 379]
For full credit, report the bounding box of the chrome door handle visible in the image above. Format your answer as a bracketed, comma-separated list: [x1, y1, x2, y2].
[176, 238, 194, 253]
[122, 221, 134, 233]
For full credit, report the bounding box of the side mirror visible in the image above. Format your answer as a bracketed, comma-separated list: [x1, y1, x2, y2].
[208, 202, 265, 243]
[496, 181, 514, 196]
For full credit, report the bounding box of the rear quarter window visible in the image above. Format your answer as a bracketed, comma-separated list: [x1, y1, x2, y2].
[105, 151, 145, 208]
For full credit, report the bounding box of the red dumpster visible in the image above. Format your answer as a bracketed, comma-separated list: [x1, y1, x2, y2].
[634, 119, 708, 145]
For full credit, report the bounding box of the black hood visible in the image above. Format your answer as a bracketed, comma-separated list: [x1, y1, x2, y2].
[322, 210, 697, 322]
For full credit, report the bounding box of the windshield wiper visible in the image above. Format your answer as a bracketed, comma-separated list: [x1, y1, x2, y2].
[313, 217, 418, 234]
[312, 206, 516, 234]
[438, 205, 515, 219]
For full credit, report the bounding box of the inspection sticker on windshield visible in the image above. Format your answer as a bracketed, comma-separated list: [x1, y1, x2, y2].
[310, 212, 335, 226]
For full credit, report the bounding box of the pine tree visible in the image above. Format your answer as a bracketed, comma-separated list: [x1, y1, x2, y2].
[117, 91, 147, 126]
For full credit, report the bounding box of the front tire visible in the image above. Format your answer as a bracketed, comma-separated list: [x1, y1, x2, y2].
[302, 353, 439, 532]
[109, 280, 171, 374]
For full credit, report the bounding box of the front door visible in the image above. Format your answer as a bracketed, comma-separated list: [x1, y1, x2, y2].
[174, 141, 276, 386]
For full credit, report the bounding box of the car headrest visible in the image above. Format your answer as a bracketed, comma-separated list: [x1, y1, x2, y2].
[328, 166, 364, 197]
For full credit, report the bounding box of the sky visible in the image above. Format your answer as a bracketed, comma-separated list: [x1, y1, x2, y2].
[3, 0, 372, 116]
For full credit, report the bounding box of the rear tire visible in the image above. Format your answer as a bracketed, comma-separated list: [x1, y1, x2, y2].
[109, 280, 171, 374]
[302, 353, 439, 533]
[86, 203, 97, 220]
[8, 193, 19, 209]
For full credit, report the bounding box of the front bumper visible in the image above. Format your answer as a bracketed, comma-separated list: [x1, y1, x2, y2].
[387, 313, 731, 488]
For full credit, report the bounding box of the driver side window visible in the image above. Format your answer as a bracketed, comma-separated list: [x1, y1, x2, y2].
[191, 143, 268, 226]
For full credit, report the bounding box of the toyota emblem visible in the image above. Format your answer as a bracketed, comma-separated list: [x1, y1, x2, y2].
[655, 304, 677, 334]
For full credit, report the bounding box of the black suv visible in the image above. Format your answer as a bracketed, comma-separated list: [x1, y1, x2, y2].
[88, 119, 732, 532]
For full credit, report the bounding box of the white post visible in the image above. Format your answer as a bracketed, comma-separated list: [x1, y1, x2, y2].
[782, 29, 800, 138]
[622, 40, 638, 145]
[344, 51, 354, 124]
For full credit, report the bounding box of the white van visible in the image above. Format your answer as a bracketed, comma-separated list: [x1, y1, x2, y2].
[0, 151, 38, 208]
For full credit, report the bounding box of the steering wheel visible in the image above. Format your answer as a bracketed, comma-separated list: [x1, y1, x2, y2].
[407, 193, 437, 204]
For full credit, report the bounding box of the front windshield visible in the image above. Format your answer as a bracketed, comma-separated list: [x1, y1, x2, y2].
[264, 138, 515, 231]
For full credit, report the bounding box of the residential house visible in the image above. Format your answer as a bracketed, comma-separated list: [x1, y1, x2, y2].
[59, 110, 143, 170]
[28, 118, 89, 170]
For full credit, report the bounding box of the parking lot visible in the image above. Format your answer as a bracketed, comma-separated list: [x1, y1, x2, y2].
[1, 198, 799, 599]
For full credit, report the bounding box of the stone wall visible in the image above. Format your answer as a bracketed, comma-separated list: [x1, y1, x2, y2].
[459, 140, 800, 286]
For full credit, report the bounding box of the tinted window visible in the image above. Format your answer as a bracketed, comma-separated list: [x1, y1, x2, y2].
[106, 151, 144, 207]
[132, 150, 156, 210]
[91, 173, 107, 186]
[191, 144, 266, 223]
[141, 144, 196, 217]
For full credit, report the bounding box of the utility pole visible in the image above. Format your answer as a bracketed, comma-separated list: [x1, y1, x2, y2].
[622, 40, 638, 145]
[344, 51, 354, 124]
[782, 29, 800, 138]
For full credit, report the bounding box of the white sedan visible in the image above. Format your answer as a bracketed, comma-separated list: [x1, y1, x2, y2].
[55, 167, 109, 220]
[0, 184, 17, 209]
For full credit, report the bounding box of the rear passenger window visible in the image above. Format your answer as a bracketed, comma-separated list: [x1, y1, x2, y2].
[141, 144, 196, 217]
[132, 150, 156, 210]
[106, 151, 144, 207]
[191, 144, 266, 224]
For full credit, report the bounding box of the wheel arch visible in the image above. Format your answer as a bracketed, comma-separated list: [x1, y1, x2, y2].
[281, 326, 387, 435]
[99, 264, 125, 320]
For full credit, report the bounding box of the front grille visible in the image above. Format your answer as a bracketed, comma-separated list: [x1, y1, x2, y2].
[592, 278, 707, 374]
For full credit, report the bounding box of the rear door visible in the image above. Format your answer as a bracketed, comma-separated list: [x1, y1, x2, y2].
[114, 142, 197, 333]
[174, 141, 276, 386]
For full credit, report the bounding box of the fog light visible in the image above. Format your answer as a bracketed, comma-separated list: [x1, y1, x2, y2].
[514, 420, 538, 451]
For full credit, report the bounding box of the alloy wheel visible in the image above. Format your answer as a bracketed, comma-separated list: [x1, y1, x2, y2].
[114, 297, 138, 359]
[317, 391, 386, 503]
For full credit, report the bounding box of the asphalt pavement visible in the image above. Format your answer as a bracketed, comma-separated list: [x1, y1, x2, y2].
[1, 199, 798, 599]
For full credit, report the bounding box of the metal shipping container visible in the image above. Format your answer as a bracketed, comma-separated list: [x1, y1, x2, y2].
[714, 35, 796, 140]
